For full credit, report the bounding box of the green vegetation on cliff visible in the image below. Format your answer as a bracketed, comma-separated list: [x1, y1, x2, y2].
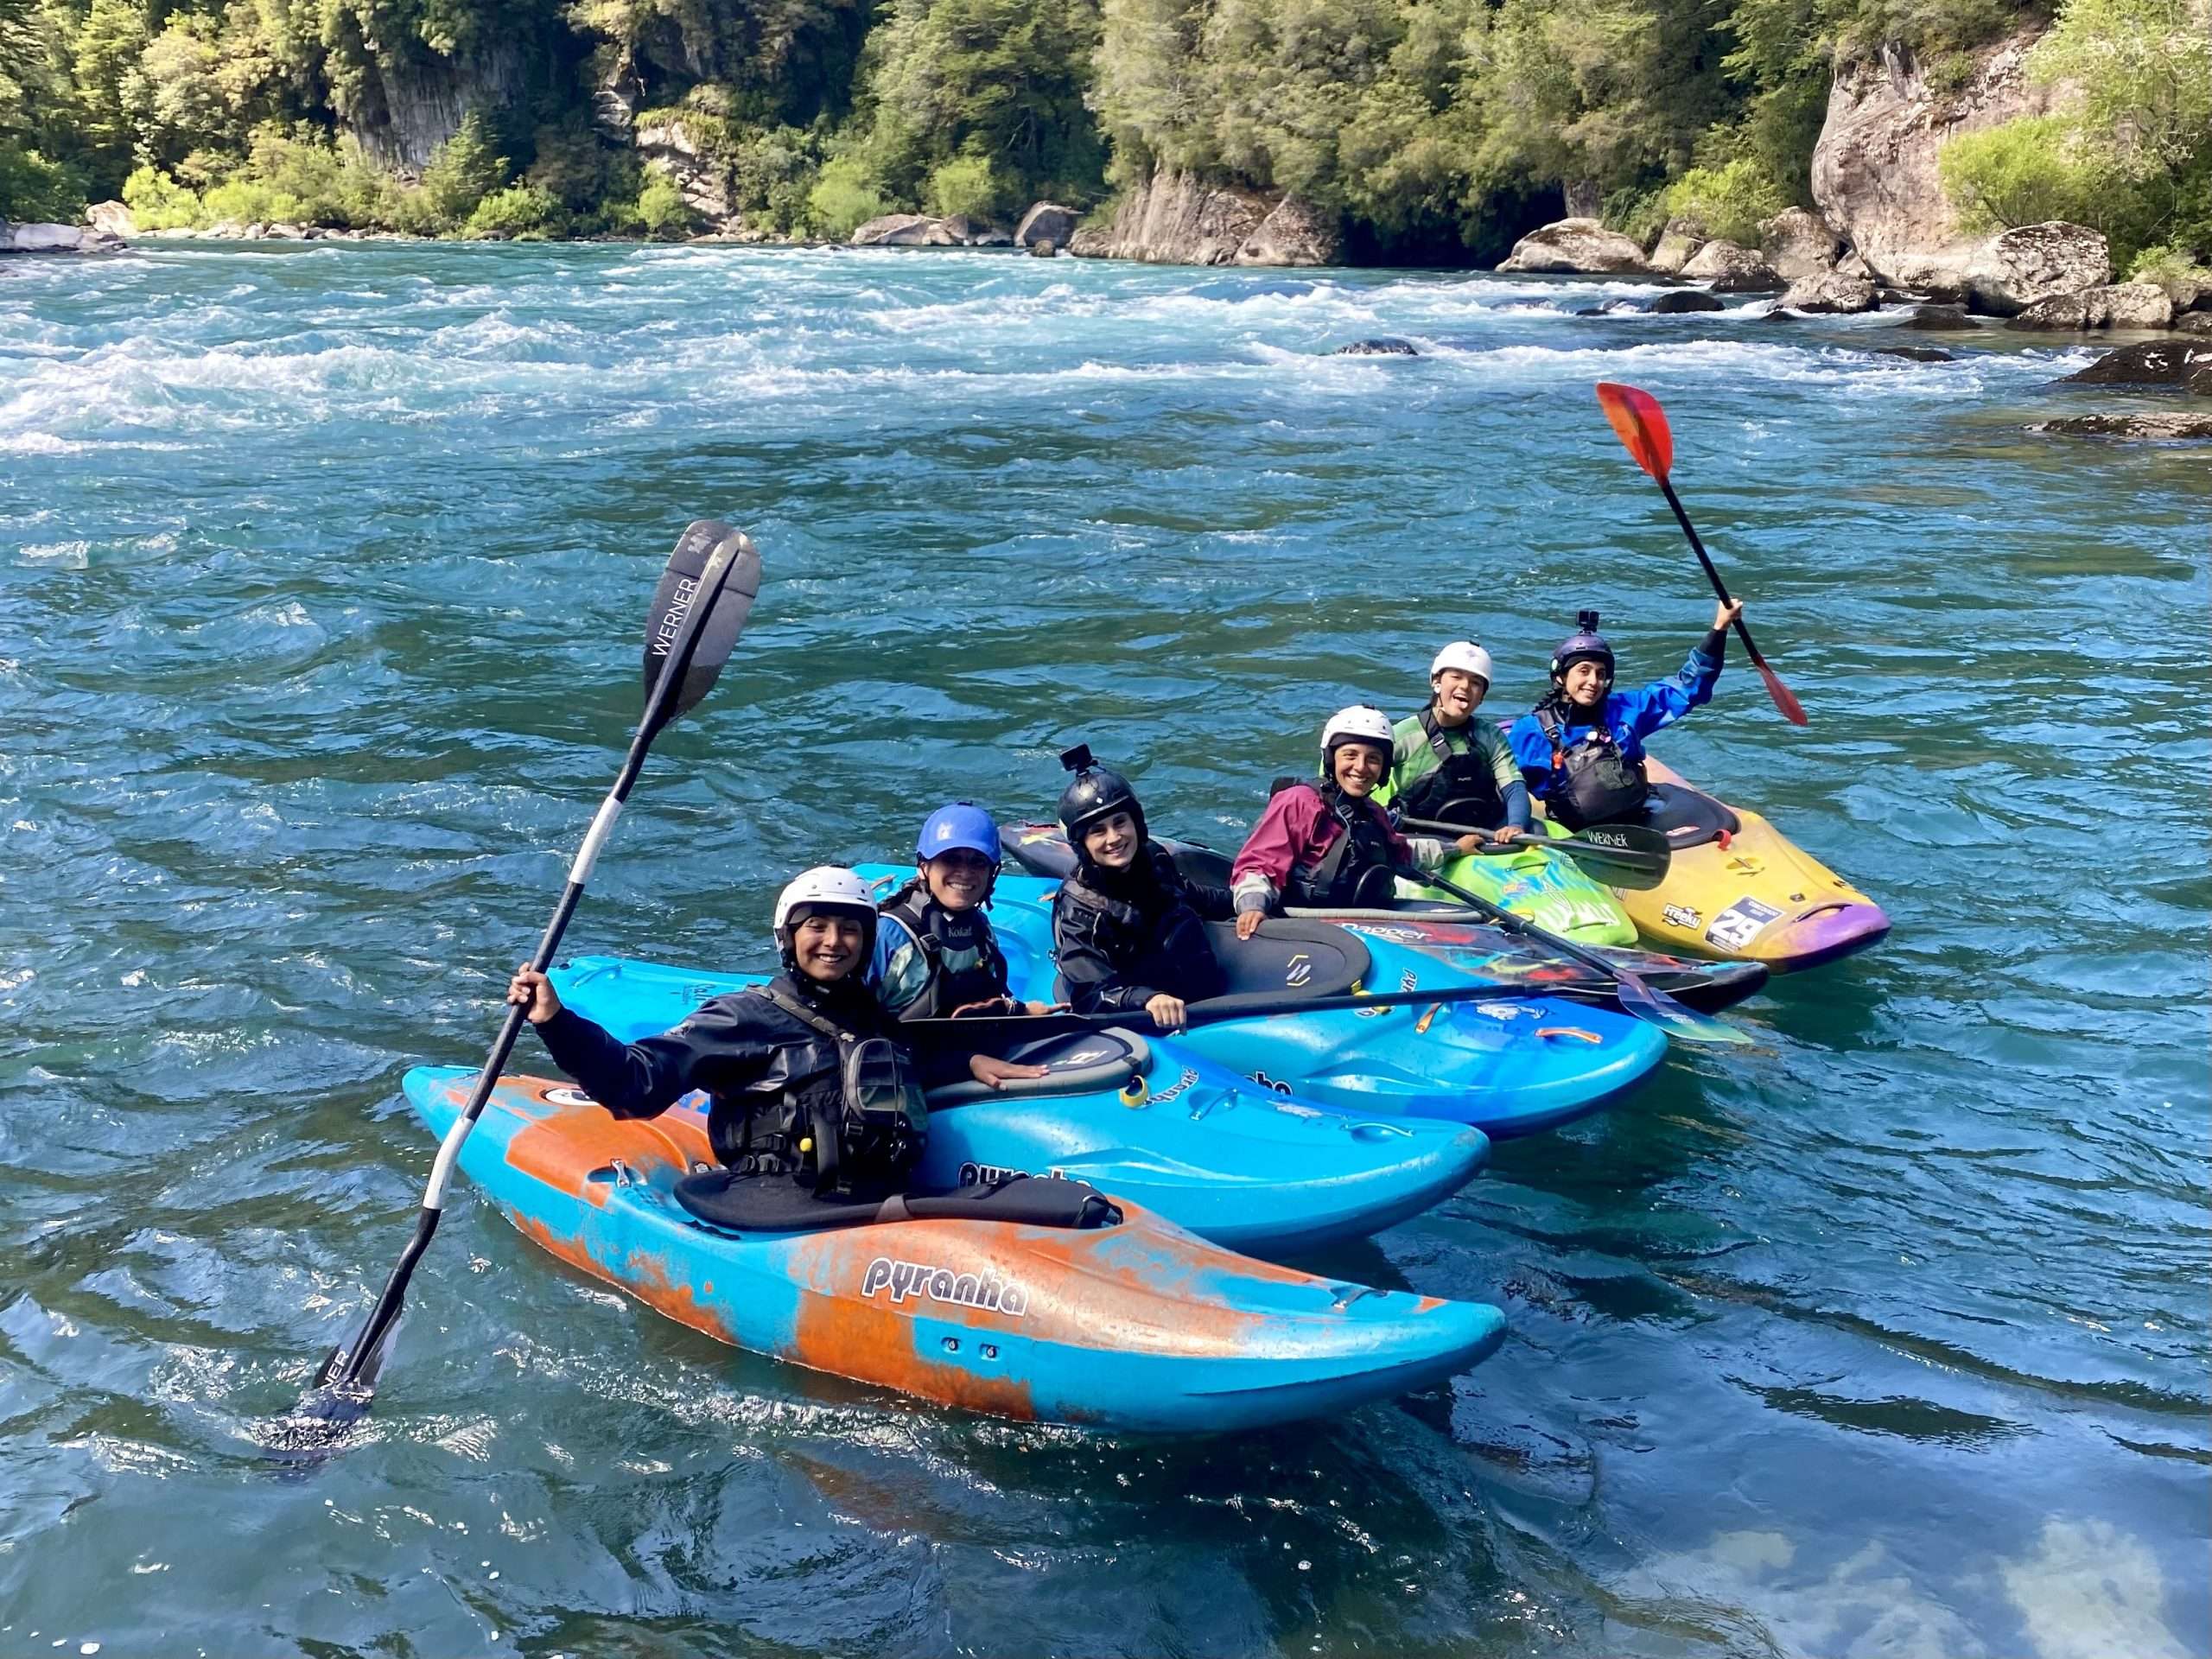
[1, 0, 2202, 268]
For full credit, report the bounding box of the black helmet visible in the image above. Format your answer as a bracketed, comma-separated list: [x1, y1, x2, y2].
[1057, 743, 1147, 859]
[1550, 609, 1616, 680]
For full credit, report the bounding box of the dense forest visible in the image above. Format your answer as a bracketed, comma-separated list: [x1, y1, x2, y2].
[1, 0, 2204, 268]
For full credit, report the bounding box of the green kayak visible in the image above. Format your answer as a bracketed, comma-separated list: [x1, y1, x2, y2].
[1414, 841, 1638, 946]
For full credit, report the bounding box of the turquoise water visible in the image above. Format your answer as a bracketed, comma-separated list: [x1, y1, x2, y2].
[3, 242, 2206, 1657]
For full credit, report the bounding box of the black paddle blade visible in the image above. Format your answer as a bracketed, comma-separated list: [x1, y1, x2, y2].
[642, 522, 762, 728]
[259, 1324, 397, 1464]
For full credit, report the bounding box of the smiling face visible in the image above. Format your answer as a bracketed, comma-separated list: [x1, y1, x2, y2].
[1562, 660, 1612, 710]
[1330, 741, 1389, 798]
[1081, 809, 1141, 870]
[1431, 668, 1488, 725]
[922, 847, 995, 911]
[791, 912, 867, 982]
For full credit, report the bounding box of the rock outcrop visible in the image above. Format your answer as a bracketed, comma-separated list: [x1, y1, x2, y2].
[1900, 302, 1975, 329]
[2006, 282, 2174, 331]
[1495, 218, 1649, 274]
[1873, 345, 1955, 360]
[851, 213, 962, 247]
[1758, 208, 1841, 281]
[1647, 218, 1708, 275]
[2034, 414, 2212, 438]
[1066, 168, 1340, 266]
[1332, 337, 1420, 355]
[2061, 340, 2212, 387]
[1681, 239, 1783, 291]
[633, 117, 735, 224]
[1015, 201, 1080, 250]
[1777, 273, 1878, 312]
[86, 200, 134, 238]
[1649, 289, 1726, 313]
[1811, 29, 2072, 290]
[1965, 222, 2112, 315]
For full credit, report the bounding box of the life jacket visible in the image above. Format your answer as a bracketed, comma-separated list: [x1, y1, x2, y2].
[1273, 779, 1402, 907]
[1394, 708, 1505, 825]
[1534, 698, 1648, 830]
[1057, 845, 1228, 1003]
[714, 982, 929, 1199]
[878, 879, 1013, 1020]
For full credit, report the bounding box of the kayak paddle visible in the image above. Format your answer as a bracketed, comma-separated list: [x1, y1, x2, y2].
[904, 975, 1576, 1047]
[1395, 816, 1670, 890]
[1396, 863, 1749, 1046]
[265, 521, 763, 1459]
[1593, 381, 1808, 727]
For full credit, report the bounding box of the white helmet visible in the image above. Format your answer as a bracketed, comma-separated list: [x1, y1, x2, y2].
[1429, 640, 1494, 687]
[772, 866, 878, 946]
[1319, 703, 1395, 761]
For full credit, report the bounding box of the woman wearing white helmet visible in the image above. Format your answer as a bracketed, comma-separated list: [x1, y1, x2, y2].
[1376, 640, 1530, 841]
[1228, 706, 1487, 934]
[504, 866, 1041, 1201]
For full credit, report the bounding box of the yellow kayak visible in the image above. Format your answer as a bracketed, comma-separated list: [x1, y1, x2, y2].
[1549, 758, 1889, 972]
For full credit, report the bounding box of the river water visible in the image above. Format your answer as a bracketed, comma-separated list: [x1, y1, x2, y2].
[2, 243, 2206, 1658]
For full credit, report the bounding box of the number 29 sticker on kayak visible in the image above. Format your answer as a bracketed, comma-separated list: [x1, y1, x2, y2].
[1705, 896, 1784, 950]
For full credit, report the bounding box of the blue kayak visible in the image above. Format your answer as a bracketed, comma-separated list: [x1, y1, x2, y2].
[887, 869, 1668, 1138]
[400, 1067, 1507, 1433]
[545, 956, 1489, 1255]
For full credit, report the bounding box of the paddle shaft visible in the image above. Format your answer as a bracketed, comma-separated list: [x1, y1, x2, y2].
[1395, 816, 1668, 886]
[1654, 473, 1779, 676]
[908, 978, 1562, 1046]
[319, 536, 750, 1395]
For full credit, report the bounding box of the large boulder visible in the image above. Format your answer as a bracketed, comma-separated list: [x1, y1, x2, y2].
[1068, 167, 1339, 266]
[1496, 218, 1649, 274]
[2177, 312, 2212, 335]
[2007, 283, 2175, 331]
[1647, 217, 1709, 275]
[851, 213, 962, 247]
[1681, 238, 1783, 291]
[7, 222, 85, 251]
[1777, 273, 1878, 313]
[1015, 201, 1080, 250]
[1332, 337, 1420, 355]
[1901, 302, 1975, 329]
[86, 200, 134, 238]
[939, 213, 1011, 246]
[1812, 29, 2074, 288]
[1965, 221, 2112, 315]
[1758, 208, 1841, 281]
[1873, 345, 1955, 361]
[1649, 289, 1726, 314]
[2061, 340, 2212, 386]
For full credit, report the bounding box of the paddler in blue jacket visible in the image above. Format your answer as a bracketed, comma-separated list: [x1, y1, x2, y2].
[1509, 601, 1743, 830]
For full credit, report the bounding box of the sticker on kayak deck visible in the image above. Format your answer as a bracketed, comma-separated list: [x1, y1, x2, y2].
[1662, 903, 1702, 931]
[1705, 896, 1784, 950]
[543, 1086, 598, 1108]
[1249, 1069, 1296, 1095]
[957, 1162, 1069, 1189]
[1285, 953, 1313, 988]
[861, 1256, 1028, 1317]
[1148, 1067, 1200, 1105]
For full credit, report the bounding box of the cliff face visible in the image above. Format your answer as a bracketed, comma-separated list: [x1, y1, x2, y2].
[341, 46, 527, 173]
[1067, 167, 1340, 267]
[1810, 30, 2069, 289]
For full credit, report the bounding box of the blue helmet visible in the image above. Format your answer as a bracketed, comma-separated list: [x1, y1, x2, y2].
[1550, 609, 1615, 681]
[918, 802, 1001, 866]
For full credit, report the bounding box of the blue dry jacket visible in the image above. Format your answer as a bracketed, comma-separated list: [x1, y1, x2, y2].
[1508, 631, 1726, 799]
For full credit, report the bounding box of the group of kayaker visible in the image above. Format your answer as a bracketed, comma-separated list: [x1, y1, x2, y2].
[505, 601, 1746, 1211]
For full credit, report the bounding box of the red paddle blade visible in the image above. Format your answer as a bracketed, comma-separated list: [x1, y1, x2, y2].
[1758, 661, 1809, 727]
[1595, 382, 1673, 479]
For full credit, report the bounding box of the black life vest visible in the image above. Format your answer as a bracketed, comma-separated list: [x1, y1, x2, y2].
[1276, 780, 1401, 908]
[716, 983, 929, 1199]
[1057, 846, 1228, 1003]
[878, 880, 1013, 1020]
[1394, 708, 1506, 825]
[1534, 699, 1648, 830]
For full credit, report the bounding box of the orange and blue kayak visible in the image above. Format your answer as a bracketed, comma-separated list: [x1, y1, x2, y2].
[400, 1067, 1507, 1433]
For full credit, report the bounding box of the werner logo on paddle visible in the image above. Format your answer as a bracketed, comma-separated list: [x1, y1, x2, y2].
[861, 1256, 1029, 1317]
